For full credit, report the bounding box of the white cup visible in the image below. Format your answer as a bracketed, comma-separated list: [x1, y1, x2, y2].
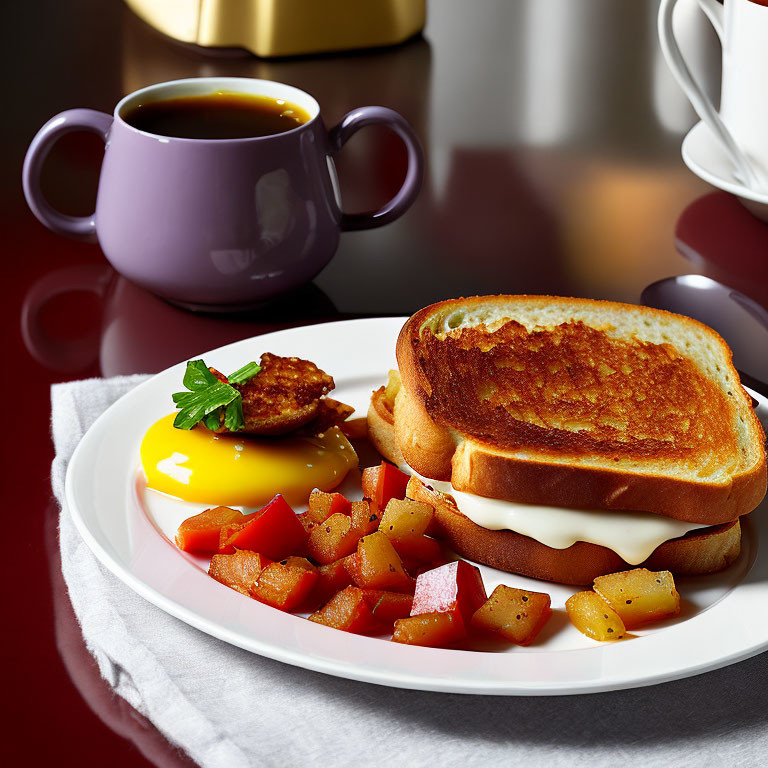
[659, 0, 768, 190]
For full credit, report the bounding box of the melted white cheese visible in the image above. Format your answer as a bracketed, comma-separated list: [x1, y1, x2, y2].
[418, 477, 703, 565]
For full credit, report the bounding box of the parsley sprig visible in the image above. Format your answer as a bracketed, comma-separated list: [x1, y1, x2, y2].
[172, 359, 261, 431]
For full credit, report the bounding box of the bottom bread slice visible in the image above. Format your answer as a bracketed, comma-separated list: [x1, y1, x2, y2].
[368, 386, 742, 585]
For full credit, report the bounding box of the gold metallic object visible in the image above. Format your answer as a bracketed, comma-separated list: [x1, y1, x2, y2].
[124, 0, 426, 57]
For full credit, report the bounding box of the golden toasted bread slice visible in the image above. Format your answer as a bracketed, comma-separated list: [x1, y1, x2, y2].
[211, 353, 339, 436]
[395, 296, 766, 525]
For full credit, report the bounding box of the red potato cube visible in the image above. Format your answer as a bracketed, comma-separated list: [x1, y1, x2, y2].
[208, 550, 271, 595]
[176, 506, 244, 554]
[306, 512, 360, 564]
[390, 536, 444, 569]
[376, 463, 410, 509]
[250, 557, 318, 611]
[309, 557, 354, 607]
[361, 590, 414, 627]
[392, 612, 464, 647]
[362, 462, 410, 513]
[219, 516, 249, 552]
[361, 465, 380, 502]
[411, 561, 487, 633]
[471, 585, 552, 646]
[344, 532, 414, 593]
[219, 495, 308, 559]
[308, 586, 383, 634]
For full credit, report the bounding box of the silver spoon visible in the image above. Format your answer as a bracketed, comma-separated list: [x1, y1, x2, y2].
[641, 274, 768, 398]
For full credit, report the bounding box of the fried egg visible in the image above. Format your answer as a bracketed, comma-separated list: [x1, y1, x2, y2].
[140, 413, 358, 507]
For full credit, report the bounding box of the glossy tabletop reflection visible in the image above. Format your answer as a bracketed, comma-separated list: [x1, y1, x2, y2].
[5, 0, 768, 765]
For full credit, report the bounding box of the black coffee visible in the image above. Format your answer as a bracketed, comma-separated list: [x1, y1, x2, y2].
[123, 91, 311, 139]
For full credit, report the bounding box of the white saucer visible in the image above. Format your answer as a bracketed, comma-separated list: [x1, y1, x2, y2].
[682, 121, 768, 222]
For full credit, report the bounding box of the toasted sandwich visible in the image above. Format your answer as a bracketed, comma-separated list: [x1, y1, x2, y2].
[367, 295, 767, 584]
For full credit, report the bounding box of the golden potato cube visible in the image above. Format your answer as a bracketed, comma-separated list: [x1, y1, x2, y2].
[566, 591, 627, 641]
[471, 585, 552, 646]
[392, 611, 463, 647]
[593, 568, 680, 628]
[379, 498, 433, 541]
[306, 513, 358, 564]
[345, 532, 413, 592]
[350, 499, 379, 536]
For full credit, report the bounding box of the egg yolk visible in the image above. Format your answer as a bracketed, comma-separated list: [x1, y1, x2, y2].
[140, 413, 358, 507]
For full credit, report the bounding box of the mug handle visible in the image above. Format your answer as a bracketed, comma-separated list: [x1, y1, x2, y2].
[22, 108, 114, 242]
[658, 0, 760, 189]
[328, 106, 424, 231]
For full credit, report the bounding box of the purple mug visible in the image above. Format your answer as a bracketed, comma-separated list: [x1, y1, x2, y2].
[23, 77, 423, 311]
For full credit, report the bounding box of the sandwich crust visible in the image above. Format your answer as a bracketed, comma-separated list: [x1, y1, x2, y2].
[396, 295, 767, 525]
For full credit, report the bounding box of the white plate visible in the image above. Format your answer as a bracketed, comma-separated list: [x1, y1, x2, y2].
[66, 317, 768, 695]
[682, 120, 768, 222]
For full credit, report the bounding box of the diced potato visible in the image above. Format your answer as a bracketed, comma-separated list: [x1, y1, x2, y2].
[566, 591, 627, 641]
[350, 499, 380, 536]
[298, 491, 352, 533]
[593, 569, 680, 628]
[361, 462, 410, 513]
[379, 498, 433, 540]
[251, 557, 318, 611]
[310, 557, 354, 607]
[176, 506, 244, 554]
[392, 611, 463, 647]
[308, 586, 382, 634]
[361, 590, 414, 626]
[306, 512, 359, 564]
[309, 489, 352, 518]
[471, 585, 552, 646]
[384, 369, 401, 408]
[361, 465, 380, 503]
[377, 498, 439, 568]
[218, 495, 307, 559]
[394, 536, 444, 571]
[411, 561, 487, 633]
[208, 550, 271, 595]
[345, 532, 414, 592]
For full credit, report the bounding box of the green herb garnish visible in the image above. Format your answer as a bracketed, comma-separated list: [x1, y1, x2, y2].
[172, 359, 261, 431]
[227, 361, 262, 385]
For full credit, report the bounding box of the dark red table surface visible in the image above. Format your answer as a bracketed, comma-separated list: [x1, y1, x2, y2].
[4, 0, 768, 765]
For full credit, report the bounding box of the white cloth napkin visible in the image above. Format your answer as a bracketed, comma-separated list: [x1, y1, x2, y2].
[52, 377, 768, 768]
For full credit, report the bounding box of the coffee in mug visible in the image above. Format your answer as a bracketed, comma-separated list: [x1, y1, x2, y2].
[122, 92, 311, 139]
